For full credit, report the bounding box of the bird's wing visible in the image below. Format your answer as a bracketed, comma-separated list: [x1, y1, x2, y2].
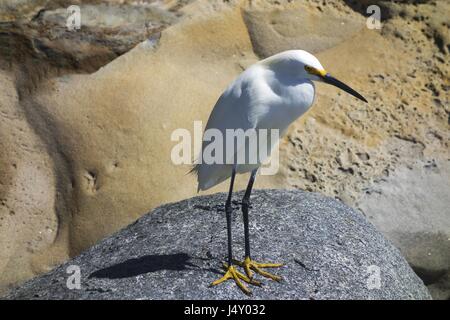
[192, 66, 273, 190]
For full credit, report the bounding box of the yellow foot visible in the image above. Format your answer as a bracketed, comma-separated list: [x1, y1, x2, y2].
[210, 264, 260, 295]
[233, 256, 283, 282]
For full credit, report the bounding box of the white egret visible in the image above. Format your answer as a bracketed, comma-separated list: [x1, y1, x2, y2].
[192, 50, 367, 295]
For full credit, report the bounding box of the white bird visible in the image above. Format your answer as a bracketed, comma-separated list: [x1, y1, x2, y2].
[192, 50, 367, 295]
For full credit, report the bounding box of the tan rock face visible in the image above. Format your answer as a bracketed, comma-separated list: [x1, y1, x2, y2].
[243, 0, 365, 57]
[0, 0, 448, 297]
[0, 70, 67, 293]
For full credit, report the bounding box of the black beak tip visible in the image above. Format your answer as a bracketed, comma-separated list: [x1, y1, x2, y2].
[323, 73, 368, 104]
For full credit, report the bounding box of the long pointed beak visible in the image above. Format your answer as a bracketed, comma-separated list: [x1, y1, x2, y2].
[322, 73, 367, 103]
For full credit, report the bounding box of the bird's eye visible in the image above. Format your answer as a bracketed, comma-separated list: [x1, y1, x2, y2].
[304, 65, 313, 73]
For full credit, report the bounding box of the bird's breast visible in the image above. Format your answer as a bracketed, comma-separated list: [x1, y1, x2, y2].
[281, 80, 315, 116]
[259, 80, 315, 131]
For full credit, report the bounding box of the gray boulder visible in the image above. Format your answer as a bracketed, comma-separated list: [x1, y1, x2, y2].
[4, 190, 431, 299]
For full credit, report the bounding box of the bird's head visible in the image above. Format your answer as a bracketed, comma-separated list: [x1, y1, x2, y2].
[266, 50, 367, 103]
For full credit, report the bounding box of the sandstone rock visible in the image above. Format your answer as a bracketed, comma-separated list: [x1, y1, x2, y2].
[3, 190, 431, 299]
[0, 70, 68, 294]
[0, 0, 182, 72]
[243, 0, 365, 58]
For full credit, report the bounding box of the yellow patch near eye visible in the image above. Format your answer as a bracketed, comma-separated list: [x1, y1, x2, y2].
[305, 65, 327, 77]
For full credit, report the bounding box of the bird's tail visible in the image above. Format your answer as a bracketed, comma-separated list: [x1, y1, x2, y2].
[185, 162, 201, 193]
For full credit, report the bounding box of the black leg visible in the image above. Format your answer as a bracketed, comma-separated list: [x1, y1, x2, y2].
[211, 166, 281, 291]
[225, 165, 237, 266]
[242, 168, 258, 258]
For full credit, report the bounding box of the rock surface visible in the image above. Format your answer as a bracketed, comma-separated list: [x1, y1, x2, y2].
[4, 190, 431, 300]
[356, 159, 450, 300]
[0, 0, 183, 72]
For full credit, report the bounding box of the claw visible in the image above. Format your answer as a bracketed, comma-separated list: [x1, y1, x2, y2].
[233, 256, 283, 282]
[210, 264, 259, 295]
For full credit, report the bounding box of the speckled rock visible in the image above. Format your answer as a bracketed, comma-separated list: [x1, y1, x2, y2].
[4, 190, 431, 300]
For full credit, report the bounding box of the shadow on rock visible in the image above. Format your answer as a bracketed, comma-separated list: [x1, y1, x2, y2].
[89, 253, 197, 279]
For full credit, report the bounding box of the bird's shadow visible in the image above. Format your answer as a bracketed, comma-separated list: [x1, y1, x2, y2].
[89, 253, 220, 279]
